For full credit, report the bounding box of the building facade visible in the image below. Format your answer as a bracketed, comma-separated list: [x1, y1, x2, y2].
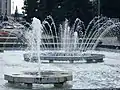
[0, 0, 11, 15]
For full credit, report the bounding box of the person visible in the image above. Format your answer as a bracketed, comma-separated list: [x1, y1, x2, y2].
[4, 15, 8, 21]
[0, 14, 3, 23]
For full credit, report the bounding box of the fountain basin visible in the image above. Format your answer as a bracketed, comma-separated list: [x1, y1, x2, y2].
[4, 71, 72, 87]
[24, 52, 105, 63]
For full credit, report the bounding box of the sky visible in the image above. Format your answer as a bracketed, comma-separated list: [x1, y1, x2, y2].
[11, 0, 24, 14]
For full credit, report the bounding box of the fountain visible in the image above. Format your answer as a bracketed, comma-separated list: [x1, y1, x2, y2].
[23, 16, 105, 63]
[4, 17, 73, 88]
[1, 11, 120, 89]
[4, 15, 120, 88]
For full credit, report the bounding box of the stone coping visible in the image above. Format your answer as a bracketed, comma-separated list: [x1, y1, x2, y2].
[4, 71, 72, 85]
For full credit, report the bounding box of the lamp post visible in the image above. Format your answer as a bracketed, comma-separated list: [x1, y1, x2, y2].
[98, 0, 100, 16]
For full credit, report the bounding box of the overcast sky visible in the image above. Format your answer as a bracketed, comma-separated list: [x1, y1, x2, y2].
[11, 0, 24, 14]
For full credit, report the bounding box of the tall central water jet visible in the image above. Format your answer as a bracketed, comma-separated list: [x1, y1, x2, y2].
[73, 32, 78, 51]
[25, 17, 43, 75]
[31, 17, 43, 76]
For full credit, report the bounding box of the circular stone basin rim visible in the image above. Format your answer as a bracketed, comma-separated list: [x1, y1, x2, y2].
[24, 53, 105, 61]
[4, 71, 73, 84]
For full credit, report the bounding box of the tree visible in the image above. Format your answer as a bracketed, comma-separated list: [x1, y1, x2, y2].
[22, 0, 40, 22]
[100, 0, 120, 42]
[42, 0, 93, 29]
[93, 0, 120, 18]
[91, 0, 120, 42]
[91, 0, 100, 16]
[22, 0, 93, 38]
[23, 0, 93, 25]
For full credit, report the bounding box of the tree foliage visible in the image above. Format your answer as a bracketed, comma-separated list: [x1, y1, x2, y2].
[22, 0, 40, 22]
[92, 0, 120, 41]
[92, 0, 120, 18]
[23, 0, 93, 25]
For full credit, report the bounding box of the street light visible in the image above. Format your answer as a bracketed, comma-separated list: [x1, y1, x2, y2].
[98, 0, 100, 16]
